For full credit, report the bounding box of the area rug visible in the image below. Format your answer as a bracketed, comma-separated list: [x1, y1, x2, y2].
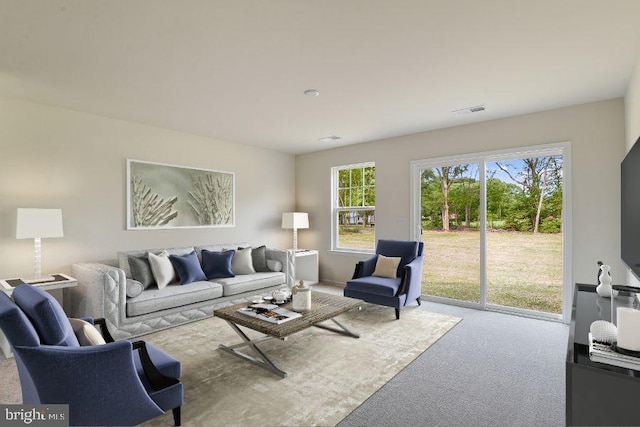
[141, 303, 460, 427]
[0, 304, 460, 427]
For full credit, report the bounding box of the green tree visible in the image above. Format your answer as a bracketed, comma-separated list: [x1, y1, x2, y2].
[435, 165, 469, 231]
[495, 156, 562, 233]
[420, 168, 443, 230]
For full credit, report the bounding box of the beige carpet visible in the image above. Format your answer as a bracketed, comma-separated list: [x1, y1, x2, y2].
[0, 304, 460, 427]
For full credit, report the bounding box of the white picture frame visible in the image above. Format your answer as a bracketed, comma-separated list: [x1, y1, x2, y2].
[127, 159, 235, 229]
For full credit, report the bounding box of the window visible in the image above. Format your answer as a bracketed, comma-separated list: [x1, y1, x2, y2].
[332, 162, 375, 251]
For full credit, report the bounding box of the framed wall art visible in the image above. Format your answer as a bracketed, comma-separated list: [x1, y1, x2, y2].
[127, 159, 235, 229]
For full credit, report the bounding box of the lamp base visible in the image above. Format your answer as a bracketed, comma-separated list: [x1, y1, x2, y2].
[20, 275, 57, 284]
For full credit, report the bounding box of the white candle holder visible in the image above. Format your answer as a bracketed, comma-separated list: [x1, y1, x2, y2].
[611, 285, 640, 351]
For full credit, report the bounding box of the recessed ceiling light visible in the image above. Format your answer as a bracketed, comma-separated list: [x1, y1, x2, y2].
[304, 89, 319, 97]
[452, 105, 486, 115]
[319, 135, 341, 142]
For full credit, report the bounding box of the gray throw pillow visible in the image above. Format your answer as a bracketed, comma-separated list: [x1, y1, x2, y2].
[240, 245, 269, 272]
[128, 255, 156, 289]
[227, 247, 256, 275]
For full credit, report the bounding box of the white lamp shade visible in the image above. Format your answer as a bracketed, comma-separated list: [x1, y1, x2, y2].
[281, 212, 309, 229]
[16, 208, 64, 239]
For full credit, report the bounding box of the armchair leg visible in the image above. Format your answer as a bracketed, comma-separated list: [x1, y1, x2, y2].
[173, 407, 181, 426]
[417, 297, 422, 306]
[395, 308, 400, 320]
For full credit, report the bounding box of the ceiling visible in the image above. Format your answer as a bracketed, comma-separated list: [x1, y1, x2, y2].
[1, 1, 640, 155]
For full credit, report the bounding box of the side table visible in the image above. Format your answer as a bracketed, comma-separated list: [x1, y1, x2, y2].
[290, 249, 319, 285]
[0, 273, 77, 358]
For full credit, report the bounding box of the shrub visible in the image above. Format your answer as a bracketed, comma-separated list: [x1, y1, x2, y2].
[422, 218, 443, 230]
[539, 217, 562, 233]
[504, 214, 532, 232]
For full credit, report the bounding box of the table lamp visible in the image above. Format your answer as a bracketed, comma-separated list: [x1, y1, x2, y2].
[16, 208, 64, 282]
[282, 212, 308, 251]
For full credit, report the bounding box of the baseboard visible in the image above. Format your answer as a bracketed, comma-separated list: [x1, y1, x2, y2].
[318, 280, 345, 288]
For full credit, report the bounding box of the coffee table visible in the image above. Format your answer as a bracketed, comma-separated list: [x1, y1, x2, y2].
[214, 292, 361, 378]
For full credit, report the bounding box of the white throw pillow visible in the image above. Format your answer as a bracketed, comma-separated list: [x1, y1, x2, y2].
[148, 250, 177, 288]
[228, 247, 256, 275]
[372, 255, 401, 279]
[69, 318, 106, 346]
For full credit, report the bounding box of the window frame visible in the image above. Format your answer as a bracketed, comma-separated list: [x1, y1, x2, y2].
[331, 162, 376, 253]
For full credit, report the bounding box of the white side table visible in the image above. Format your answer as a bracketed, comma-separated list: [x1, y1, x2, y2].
[290, 250, 319, 286]
[0, 273, 77, 358]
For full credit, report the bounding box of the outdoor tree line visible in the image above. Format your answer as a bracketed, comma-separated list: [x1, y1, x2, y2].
[337, 165, 376, 230]
[421, 156, 563, 233]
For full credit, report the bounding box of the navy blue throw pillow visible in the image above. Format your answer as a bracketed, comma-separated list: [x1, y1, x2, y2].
[169, 251, 207, 285]
[201, 249, 235, 279]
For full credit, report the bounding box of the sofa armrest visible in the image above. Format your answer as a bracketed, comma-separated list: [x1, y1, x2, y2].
[15, 341, 166, 426]
[132, 340, 180, 390]
[265, 248, 293, 287]
[69, 263, 126, 336]
[355, 255, 378, 279]
[397, 256, 424, 299]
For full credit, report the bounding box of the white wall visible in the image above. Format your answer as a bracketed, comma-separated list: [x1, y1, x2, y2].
[624, 57, 640, 287]
[296, 99, 625, 288]
[0, 96, 296, 278]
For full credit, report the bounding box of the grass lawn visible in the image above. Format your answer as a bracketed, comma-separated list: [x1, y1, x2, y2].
[424, 230, 563, 314]
[340, 229, 563, 314]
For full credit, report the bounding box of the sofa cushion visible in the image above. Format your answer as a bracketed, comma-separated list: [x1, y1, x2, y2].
[12, 284, 80, 347]
[128, 255, 156, 289]
[195, 243, 248, 263]
[126, 279, 145, 298]
[126, 281, 224, 317]
[228, 247, 256, 275]
[69, 318, 106, 346]
[346, 276, 402, 297]
[169, 250, 207, 285]
[376, 240, 419, 276]
[212, 272, 285, 297]
[149, 251, 178, 289]
[239, 245, 270, 272]
[372, 255, 402, 279]
[201, 250, 235, 279]
[267, 259, 282, 272]
[118, 246, 195, 279]
[0, 292, 41, 348]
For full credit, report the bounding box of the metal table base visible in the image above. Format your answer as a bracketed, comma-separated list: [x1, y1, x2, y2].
[218, 318, 359, 378]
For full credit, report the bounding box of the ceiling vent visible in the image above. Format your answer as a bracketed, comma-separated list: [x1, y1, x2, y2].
[452, 105, 486, 115]
[319, 135, 341, 142]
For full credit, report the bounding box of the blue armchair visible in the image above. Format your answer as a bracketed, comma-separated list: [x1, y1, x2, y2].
[0, 284, 183, 426]
[344, 239, 424, 319]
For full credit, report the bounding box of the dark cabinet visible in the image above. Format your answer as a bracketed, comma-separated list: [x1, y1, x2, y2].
[566, 284, 640, 425]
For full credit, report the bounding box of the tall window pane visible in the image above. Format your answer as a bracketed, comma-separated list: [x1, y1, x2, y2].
[333, 163, 375, 251]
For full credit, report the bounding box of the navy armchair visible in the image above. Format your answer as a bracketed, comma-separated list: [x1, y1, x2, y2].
[344, 239, 424, 319]
[0, 284, 183, 426]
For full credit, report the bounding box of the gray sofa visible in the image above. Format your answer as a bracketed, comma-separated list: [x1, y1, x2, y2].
[68, 243, 293, 339]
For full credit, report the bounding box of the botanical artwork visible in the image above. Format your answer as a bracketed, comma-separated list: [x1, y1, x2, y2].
[127, 160, 234, 229]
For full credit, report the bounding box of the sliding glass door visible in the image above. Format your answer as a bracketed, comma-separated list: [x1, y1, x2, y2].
[411, 143, 570, 321]
[419, 162, 481, 304]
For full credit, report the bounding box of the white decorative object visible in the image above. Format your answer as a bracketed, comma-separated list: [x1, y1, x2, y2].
[616, 307, 640, 351]
[596, 265, 616, 298]
[128, 159, 235, 229]
[292, 280, 311, 312]
[272, 289, 287, 303]
[16, 208, 64, 282]
[282, 212, 309, 251]
[590, 320, 618, 344]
